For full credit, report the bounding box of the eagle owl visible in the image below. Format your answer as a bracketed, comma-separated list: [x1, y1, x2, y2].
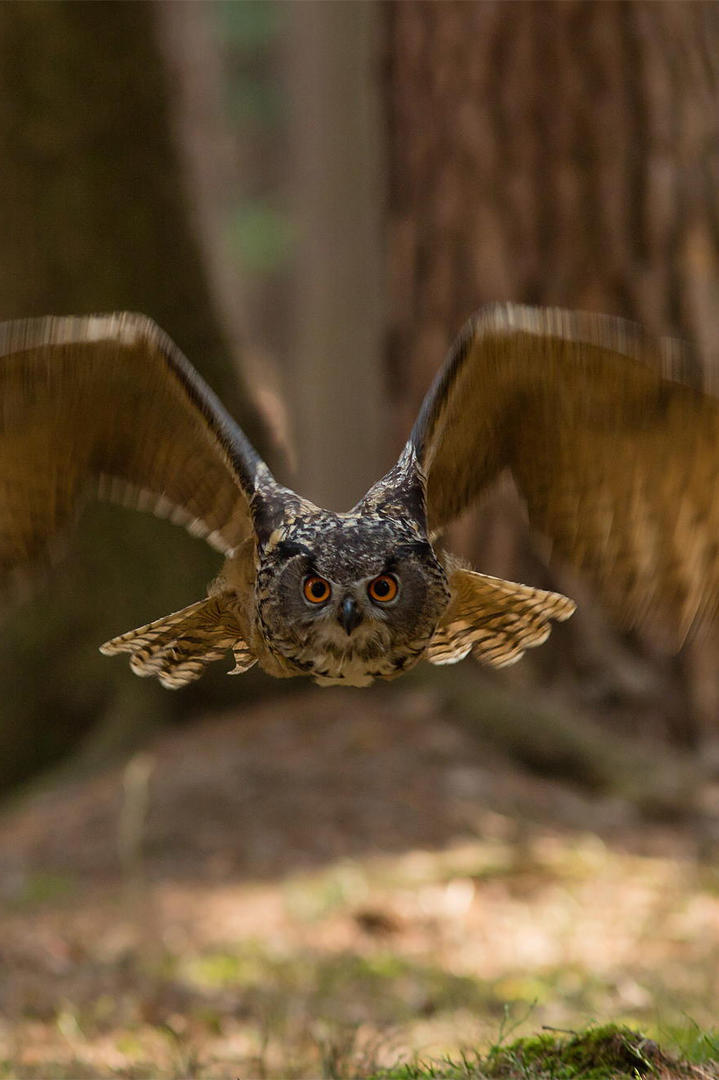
[1, 304, 717, 689]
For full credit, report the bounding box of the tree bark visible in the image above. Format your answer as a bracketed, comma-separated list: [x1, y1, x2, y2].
[385, 0, 719, 738]
[0, 1, 270, 787]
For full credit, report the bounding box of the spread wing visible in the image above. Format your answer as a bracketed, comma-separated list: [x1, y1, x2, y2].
[409, 303, 719, 644]
[0, 312, 270, 588]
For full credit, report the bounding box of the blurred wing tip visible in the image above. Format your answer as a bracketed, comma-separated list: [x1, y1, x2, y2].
[0, 310, 162, 357]
[470, 301, 707, 386]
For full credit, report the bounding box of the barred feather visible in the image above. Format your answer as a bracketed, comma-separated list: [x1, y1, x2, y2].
[100, 596, 256, 689]
[427, 568, 575, 669]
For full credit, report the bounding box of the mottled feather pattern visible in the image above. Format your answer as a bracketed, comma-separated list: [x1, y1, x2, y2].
[251, 504, 448, 685]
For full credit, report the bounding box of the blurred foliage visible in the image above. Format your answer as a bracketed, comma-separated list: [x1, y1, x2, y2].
[216, 0, 285, 128]
[229, 201, 296, 274]
[214, 0, 293, 281]
[217, 0, 285, 51]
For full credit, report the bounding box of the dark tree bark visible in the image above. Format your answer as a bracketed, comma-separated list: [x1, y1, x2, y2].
[385, 1, 719, 738]
[0, 1, 270, 788]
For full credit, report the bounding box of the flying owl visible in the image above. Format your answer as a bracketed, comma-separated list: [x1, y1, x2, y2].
[1, 304, 717, 689]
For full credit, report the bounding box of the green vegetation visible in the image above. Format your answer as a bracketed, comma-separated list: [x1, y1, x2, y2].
[3, 1021, 712, 1079]
[229, 201, 296, 273]
[370, 1025, 715, 1079]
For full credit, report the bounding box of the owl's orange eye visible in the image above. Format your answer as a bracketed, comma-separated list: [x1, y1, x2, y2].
[303, 575, 332, 604]
[368, 573, 399, 604]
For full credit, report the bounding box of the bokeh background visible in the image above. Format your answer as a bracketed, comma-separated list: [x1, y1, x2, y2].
[2, 3, 719, 1076]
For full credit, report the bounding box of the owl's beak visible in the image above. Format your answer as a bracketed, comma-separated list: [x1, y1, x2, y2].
[338, 595, 362, 636]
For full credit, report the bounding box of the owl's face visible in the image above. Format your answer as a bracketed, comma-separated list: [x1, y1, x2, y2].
[255, 512, 450, 686]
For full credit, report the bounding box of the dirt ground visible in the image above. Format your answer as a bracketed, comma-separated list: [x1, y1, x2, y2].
[1, 681, 719, 1077]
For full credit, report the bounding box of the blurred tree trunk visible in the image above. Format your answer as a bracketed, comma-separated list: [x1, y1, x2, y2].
[0, 0, 270, 788]
[284, 0, 386, 511]
[385, 0, 719, 739]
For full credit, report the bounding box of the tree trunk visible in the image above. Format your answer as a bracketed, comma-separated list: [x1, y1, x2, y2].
[284, 0, 387, 511]
[385, 0, 719, 738]
[0, 0, 270, 788]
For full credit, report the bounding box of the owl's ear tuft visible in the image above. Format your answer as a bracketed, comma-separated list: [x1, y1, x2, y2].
[250, 479, 313, 552]
[357, 444, 428, 532]
[250, 492, 286, 549]
[426, 569, 575, 669]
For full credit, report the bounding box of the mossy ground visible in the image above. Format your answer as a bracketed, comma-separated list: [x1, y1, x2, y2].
[371, 1025, 718, 1079]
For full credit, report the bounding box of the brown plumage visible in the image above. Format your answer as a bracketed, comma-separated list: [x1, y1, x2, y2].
[1, 303, 716, 688]
[415, 306, 719, 643]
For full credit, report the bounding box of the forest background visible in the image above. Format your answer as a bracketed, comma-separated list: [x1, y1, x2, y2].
[2, 0, 719, 783]
[2, 3, 719, 1077]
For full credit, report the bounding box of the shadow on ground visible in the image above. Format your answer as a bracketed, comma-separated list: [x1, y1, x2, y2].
[2, 678, 719, 1076]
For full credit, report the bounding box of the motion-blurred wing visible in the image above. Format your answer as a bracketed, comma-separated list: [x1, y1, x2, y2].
[0, 313, 268, 587]
[410, 304, 719, 643]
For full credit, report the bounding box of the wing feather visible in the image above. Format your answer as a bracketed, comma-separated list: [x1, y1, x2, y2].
[427, 568, 575, 669]
[410, 304, 719, 644]
[100, 596, 256, 689]
[0, 313, 269, 585]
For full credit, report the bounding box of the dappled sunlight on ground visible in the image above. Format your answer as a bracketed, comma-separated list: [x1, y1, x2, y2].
[2, 686, 719, 1076]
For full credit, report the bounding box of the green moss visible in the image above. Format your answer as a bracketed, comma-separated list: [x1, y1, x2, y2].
[484, 1026, 665, 1077]
[370, 1024, 701, 1079]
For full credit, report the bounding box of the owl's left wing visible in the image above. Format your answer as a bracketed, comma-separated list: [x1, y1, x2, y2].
[0, 313, 271, 589]
[409, 303, 719, 645]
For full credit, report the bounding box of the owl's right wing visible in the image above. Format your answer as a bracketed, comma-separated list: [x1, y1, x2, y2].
[409, 304, 719, 646]
[0, 312, 271, 588]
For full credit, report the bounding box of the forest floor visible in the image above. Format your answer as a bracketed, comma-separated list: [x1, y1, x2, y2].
[1, 679, 719, 1077]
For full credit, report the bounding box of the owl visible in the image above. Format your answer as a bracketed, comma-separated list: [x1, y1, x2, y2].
[1, 304, 718, 689]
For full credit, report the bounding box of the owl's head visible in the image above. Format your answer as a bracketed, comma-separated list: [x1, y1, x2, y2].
[254, 508, 450, 686]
